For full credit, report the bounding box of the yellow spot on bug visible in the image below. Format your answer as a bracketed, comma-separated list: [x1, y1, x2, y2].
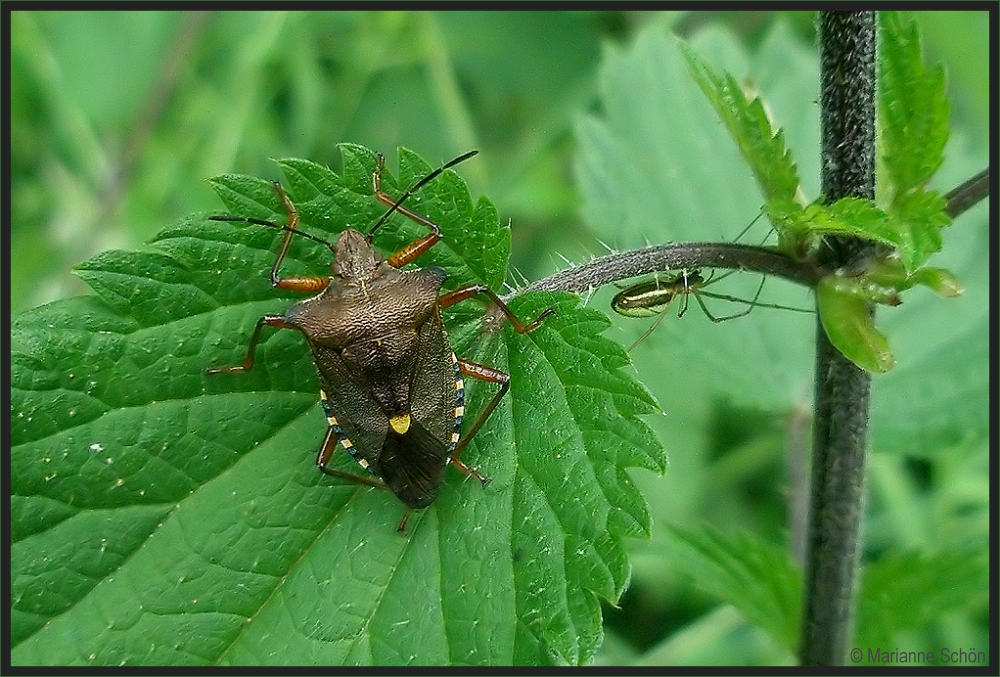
[358, 458, 369, 469]
[455, 406, 465, 417]
[390, 414, 411, 434]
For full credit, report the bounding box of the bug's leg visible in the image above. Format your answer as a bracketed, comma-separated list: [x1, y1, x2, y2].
[315, 426, 387, 488]
[438, 287, 551, 469]
[438, 285, 554, 333]
[265, 181, 302, 286]
[446, 359, 517, 486]
[368, 151, 478, 267]
[315, 427, 409, 531]
[675, 270, 694, 319]
[206, 315, 297, 374]
[628, 309, 670, 352]
[695, 275, 767, 322]
[397, 509, 415, 533]
[372, 152, 441, 268]
[265, 182, 331, 293]
[323, 462, 408, 534]
[318, 465, 386, 489]
[211, 181, 330, 293]
[698, 290, 814, 316]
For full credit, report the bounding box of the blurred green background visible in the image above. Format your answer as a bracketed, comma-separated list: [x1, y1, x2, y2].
[10, 10, 989, 666]
[11, 10, 988, 315]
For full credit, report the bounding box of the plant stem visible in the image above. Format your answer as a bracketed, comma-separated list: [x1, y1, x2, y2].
[522, 242, 820, 295]
[799, 12, 876, 666]
[944, 167, 990, 218]
[518, 165, 988, 298]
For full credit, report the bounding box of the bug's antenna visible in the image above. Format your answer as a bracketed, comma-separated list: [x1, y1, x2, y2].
[209, 214, 336, 251]
[367, 150, 479, 238]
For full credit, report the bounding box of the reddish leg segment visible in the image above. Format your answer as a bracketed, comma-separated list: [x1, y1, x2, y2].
[368, 151, 478, 268]
[439, 284, 554, 333]
[366, 151, 555, 334]
[206, 315, 298, 374]
[211, 181, 331, 293]
[448, 359, 512, 483]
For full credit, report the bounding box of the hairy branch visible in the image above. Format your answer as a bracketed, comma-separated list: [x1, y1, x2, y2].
[518, 169, 987, 299]
[523, 242, 819, 295]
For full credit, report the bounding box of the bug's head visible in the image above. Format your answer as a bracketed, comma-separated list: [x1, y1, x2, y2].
[332, 228, 383, 280]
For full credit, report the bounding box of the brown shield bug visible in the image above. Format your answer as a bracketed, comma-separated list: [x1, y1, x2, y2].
[207, 150, 552, 530]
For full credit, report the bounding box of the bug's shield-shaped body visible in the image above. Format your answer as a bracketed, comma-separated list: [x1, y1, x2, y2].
[284, 229, 462, 508]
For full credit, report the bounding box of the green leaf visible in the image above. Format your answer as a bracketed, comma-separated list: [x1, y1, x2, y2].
[871, 243, 988, 457]
[890, 188, 951, 271]
[680, 41, 803, 221]
[878, 11, 950, 199]
[10, 145, 665, 666]
[857, 549, 989, 663]
[865, 259, 963, 298]
[574, 28, 822, 617]
[575, 24, 818, 406]
[768, 198, 898, 249]
[662, 524, 802, 651]
[681, 11, 954, 272]
[877, 12, 953, 271]
[768, 192, 951, 276]
[816, 275, 896, 373]
[633, 607, 794, 666]
[905, 266, 963, 297]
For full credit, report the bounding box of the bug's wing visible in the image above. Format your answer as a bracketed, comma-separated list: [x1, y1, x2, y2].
[409, 311, 463, 449]
[370, 311, 462, 509]
[312, 344, 389, 470]
[378, 422, 450, 508]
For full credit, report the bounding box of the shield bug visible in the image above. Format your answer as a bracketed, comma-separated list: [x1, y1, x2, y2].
[612, 269, 811, 351]
[207, 150, 552, 531]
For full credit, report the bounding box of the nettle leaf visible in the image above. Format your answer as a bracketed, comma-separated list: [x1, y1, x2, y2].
[888, 188, 951, 272]
[662, 524, 802, 651]
[683, 12, 953, 274]
[10, 145, 664, 666]
[856, 548, 989, 661]
[575, 24, 819, 407]
[864, 259, 964, 298]
[877, 11, 953, 272]
[878, 11, 950, 200]
[768, 198, 895, 247]
[680, 41, 803, 227]
[816, 276, 895, 373]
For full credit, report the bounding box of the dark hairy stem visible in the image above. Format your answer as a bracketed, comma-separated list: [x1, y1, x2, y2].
[799, 12, 876, 667]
